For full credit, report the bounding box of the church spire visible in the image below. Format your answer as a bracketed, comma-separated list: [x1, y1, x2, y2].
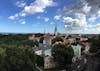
[54, 24, 58, 36]
[44, 29, 45, 34]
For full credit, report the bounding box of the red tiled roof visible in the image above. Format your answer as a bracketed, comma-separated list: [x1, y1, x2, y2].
[79, 41, 91, 47]
[44, 34, 52, 39]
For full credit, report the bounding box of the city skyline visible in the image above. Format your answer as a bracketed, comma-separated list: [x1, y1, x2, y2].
[0, 0, 100, 34]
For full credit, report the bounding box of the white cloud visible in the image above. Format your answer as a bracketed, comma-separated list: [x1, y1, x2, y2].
[96, 23, 100, 26]
[9, 12, 26, 20]
[44, 18, 49, 22]
[88, 15, 97, 23]
[8, 16, 15, 20]
[8, 14, 19, 20]
[82, 3, 91, 14]
[15, 14, 19, 17]
[62, 13, 100, 34]
[98, 10, 100, 15]
[63, 17, 73, 23]
[97, 10, 100, 17]
[84, 0, 100, 14]
[88, 10, 100, 23]
[22, 0, 57, 15]
[54, 15, 61, 20]
[16, 1, 26, 8]
[75, 13, 87, 27]
[19, 12, 26, 17]
[8, 12, 27, 20]
[24, 5, 44, 14]
[19, 19, 26, 24]
[62, 0, 100, 15]
[64, 21, 100, 34]
[63, 13, 87, 27]
[9, 0, 57, 20]
[50, 22, 55, 25]
[21, 20, 26, 24]
[64, 25, 100, 34]
[61, 0, 100, 34]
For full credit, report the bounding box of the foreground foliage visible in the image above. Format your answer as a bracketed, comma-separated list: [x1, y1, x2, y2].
[0, 46, 36, 71]
[0, 34, 39, 71]
[52, 44, 74, 69]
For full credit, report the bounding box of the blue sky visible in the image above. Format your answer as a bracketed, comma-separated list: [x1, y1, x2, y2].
[0, 0, 100, 34]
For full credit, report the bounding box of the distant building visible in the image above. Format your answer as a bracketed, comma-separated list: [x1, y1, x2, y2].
[43, 34, 52, 45]
[68, 38, 75, 44]
[33, 44, 57, 69]
[29, 34, 40, 42]
[29, 34, 35, 40]
[34, 44, 52, 56]
[79, 41, 91, 54]
[72, 44, 82, 59]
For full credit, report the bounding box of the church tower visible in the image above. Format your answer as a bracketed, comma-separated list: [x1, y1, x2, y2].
[54, 24, 58, 36]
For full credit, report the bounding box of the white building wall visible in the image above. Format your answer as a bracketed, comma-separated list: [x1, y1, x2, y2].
[72, 44, 82, 58]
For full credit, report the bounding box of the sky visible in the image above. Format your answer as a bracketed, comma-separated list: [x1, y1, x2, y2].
[0, 0, 100, 34]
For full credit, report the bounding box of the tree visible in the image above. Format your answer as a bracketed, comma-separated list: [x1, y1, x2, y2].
[87, 38, 100, 71]
[0, 46, 36, 71]
[35, 33, 44, 37]
[39, 37, 44, 43]
[52, 36, 63, 44]
[88, 39, 100, 53]
[0, 34, 41, 71]
[36, 55, 44, 67]
[51, 44, 74, 70]
[27, 40, 39, 47]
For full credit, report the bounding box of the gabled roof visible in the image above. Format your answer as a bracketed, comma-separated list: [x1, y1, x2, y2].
[79, 41, 91, 47]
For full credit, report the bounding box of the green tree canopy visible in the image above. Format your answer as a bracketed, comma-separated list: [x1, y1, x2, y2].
[0, 46, 36, 71]
[51, 44, 74, 69]
[88, 38, 100, 53]
[52, 36, 64, 44]
[39, 37, 44, 43]
[0, 34, 39, 48]
[36, 55, 44, 67]
[35, 33, 44, 37]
